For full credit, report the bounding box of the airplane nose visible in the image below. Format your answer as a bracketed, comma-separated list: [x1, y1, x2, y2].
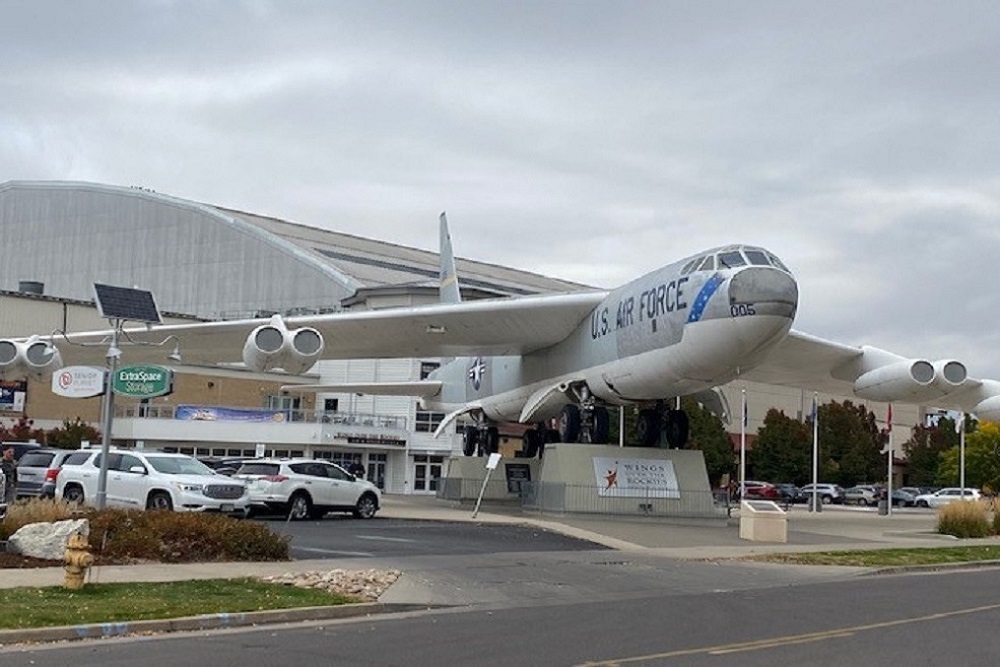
[728, 267, 798, 317]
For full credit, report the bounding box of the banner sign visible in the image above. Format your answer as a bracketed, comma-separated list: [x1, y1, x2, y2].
[175, 405, 287, 422]
[52, 366, 106, 398]
[592, 456, 680, 498]
[0, 380, 26, 412]
[113, 365, 173, 399]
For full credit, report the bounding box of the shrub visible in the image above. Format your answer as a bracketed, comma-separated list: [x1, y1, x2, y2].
[938, 500, 993, 538]
[2, 500, 291, 563]
[0, 498, 80, 539]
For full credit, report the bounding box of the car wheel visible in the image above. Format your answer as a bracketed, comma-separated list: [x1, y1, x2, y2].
[63, 485, 85, 505]
[147, 491, 173, 511]
[917, 500, 929, 508]
[352, 493, 378, 519]
[288, 493, 311, 520]
[821, 495, 832, 504]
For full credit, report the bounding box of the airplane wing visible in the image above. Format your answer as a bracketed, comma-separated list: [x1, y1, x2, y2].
[742, 329, 1000, 416]
[37, 290, 609, 369]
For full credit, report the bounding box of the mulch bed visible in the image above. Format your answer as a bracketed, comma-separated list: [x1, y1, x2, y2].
[0, 551, 61, 569]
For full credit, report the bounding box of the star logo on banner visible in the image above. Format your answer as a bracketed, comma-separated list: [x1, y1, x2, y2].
[467, 357, 487, 391]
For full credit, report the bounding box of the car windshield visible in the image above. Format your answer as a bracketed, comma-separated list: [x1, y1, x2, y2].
[144, 456, 215, 475]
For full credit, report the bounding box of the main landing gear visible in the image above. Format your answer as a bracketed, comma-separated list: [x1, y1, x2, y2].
[463, 424, 499, 457]
[636, 402, 689, 448]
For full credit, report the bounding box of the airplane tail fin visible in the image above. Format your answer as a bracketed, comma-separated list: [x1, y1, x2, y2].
[439, 212, 462, 304]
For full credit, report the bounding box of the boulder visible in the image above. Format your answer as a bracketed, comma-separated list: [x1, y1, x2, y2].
[7, 519, 90, 561]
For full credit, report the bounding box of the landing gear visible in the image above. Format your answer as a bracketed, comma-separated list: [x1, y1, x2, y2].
[587, 406, 611, 444]
[462, 422, 499, 456]
[558, 404, 581, 443]
[462, 425, 478, 456]
[635, 405, 690, 448]
[522, 428, 542, 458]
[483, 426, 500, 455]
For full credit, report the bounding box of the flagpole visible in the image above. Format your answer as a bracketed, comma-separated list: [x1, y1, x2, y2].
[739, 388, 747, 501]
[959, 413, 966, 494]
[811, 392, 818, 512]
[886, 404, 893, 517]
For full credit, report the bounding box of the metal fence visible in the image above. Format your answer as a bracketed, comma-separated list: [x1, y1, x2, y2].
[438, 478, 730, 520]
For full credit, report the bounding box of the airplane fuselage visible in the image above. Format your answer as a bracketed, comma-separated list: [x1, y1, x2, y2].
[424, 245, 798, 423]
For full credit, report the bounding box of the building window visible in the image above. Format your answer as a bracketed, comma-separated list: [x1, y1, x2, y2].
[415, 410, 445, 432]
[420, 361, 440, 380]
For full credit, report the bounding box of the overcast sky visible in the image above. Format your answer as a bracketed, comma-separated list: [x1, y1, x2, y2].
[3, 1, 1000, 378]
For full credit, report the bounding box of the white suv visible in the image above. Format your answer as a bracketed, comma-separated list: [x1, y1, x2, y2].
[56, 449, 249, 515]
[914, 487, 981, 508]
[234, 458, 381, 520]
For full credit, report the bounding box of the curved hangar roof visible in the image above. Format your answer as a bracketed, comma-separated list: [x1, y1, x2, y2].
[0, 181, 588, 320]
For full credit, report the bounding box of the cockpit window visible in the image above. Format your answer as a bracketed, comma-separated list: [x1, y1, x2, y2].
[716, 251, 746, 268]
[744, 250, 770, 266]
[681, 258, 700, 275]
[697, 255, 715, 271]
[766, 252, 790, 272]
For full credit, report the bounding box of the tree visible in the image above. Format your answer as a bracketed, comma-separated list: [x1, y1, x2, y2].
[937, 421, 1000, 492]
[750, 408, 811, 484]
[680, 398, 735, 486]
[45, 418, 103, 449]
[901, 419, 961, 487]
[815, 401, 884, 486]
[0, 416, 47, 443]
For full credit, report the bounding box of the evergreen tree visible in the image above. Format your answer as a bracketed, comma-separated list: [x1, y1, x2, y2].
[749, 408, 811, 484]
[680, 398, 735, 487]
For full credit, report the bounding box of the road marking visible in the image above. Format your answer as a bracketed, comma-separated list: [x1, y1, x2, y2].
[576, 601, 1000, 665]
[294, 547, 375, 557]
[354, 535, 418, 543]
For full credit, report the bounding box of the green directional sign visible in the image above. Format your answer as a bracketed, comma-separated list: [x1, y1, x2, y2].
[112, 365, 174, 398]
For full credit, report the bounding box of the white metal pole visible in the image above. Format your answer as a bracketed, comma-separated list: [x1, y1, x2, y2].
[959, 413, 966, 494]
[811, 392, 818, 512]
[886, 404, 893, 517]
[739, 388, 747, 500]
[619, 406, 625, 448]
[96, 322, 121, 510]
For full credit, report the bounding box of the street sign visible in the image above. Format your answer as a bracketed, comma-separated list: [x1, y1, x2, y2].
[52, 366, 106, 398]
[112, 365, 173, 398]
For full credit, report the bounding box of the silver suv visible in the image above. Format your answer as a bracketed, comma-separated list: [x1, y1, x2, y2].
[56, 449, 249, 514]
[235, 458, 381, 520]
[799, 483, 846, 504]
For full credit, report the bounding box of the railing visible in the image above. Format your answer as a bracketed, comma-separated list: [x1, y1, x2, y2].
[114, 405, 407, 429]
[438, 479, 729, 519]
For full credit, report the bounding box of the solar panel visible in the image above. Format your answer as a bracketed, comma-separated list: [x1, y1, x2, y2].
[93, 283, 162, 324]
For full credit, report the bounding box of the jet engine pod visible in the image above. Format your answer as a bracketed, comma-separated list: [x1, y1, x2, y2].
[0, 337, 63, 381]
[974, 395, 1000, 423]
[933, 359, 967, 389]
[853, 359, 935, 402]
[242, 316, 324, 374]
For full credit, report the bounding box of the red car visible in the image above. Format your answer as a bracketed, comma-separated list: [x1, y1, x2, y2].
[741, 480, 781, 500]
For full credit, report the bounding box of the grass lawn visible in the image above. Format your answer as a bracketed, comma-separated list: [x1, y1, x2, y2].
[0, 578, 355, 629]
[754, 545, 1000, 568]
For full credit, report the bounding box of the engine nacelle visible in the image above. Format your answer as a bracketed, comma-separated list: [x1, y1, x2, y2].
[853, 360, 935, 402]
[0, 337, 63, 381]
[974, 395, 1000, 423]
[242, 316, 324, 374]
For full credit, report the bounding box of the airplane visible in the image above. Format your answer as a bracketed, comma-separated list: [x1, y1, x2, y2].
[1, 213, 998, 460]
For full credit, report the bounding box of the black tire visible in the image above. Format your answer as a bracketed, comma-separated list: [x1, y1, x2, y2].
[664, 409, 690, 447]
[147, 491, 173, 511]
[589, 407, 611, 444]
[462, 425, 479, 457]
[287, 492, 312, 520]
[917, 500, 929, 508]
[522, 429, 541, 458]
[559, 404, 581, 443]
[63, 485, 85, 505]
[484, 426, 500, 454]
[821, 495, 832, 505]
[352, 493, 378, 519]
[636, 409, 660, 447]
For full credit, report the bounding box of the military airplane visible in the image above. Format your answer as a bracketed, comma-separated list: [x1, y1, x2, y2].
[1, 214, 998, 459]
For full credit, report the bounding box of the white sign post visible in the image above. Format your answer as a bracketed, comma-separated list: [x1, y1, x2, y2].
[472, 453, 502, 518]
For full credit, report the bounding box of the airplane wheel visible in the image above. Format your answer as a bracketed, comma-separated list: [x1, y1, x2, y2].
[522, 429, 542, 458]
[484, 426, 500, 454]
[636, 409, 661, 447]
[559, 404, 581, 442]
[664, 409, 689, 447]
[589, 407, 611, 444]
[462, 425, 479, 456]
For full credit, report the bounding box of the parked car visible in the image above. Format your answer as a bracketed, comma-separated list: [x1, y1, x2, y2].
[913, 487, 981, 509]
[799, 483, 846, 504]
[774, 483, 805, 503]
[15, 448, 78, 498]
[844, 485, 878, 506]
[56, 449, 249, 514]
[891, 488, 918, 506]
[234, 458, 381, 520]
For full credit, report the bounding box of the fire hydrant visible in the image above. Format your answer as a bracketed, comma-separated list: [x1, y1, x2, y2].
[64, 532, 94, 590]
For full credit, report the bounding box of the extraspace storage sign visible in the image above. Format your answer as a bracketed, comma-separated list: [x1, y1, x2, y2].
[112, 365, 173, 398]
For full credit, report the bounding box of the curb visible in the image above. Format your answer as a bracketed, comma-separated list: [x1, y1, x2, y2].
[865, 559, 1000, 576]
[0, 602, 397, 645]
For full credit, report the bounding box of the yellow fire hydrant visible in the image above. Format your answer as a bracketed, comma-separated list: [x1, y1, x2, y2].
[64, 532, 94, 590]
